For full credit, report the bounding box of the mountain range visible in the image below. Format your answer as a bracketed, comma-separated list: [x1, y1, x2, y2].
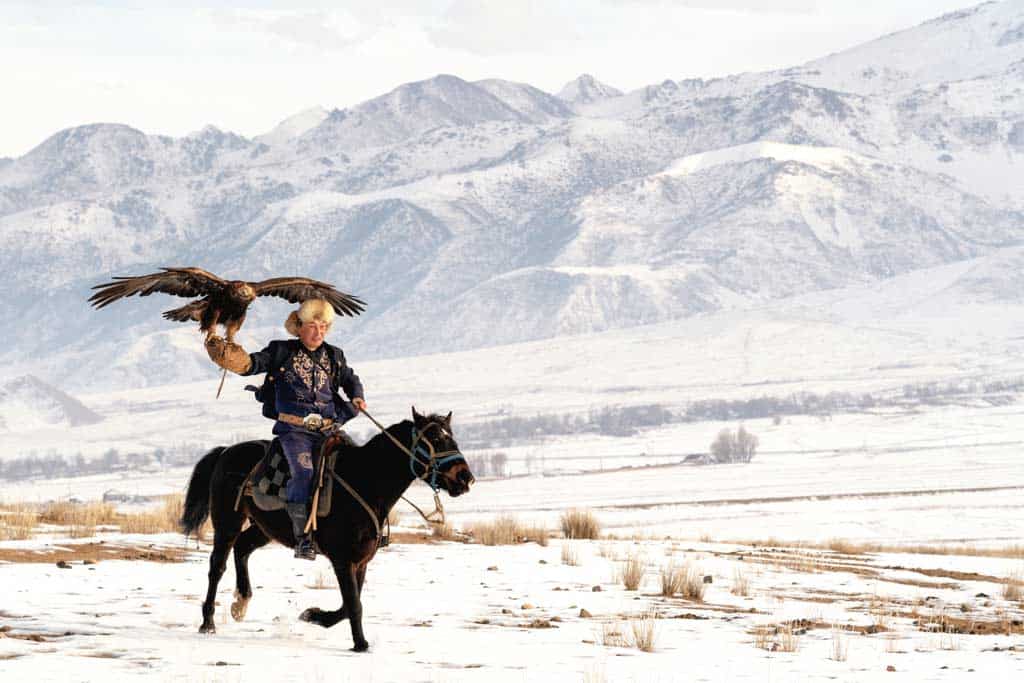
[0, 1, 1022, 390]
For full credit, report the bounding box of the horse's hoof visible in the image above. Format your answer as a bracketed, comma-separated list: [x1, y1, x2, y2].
[351, 640, 369, 653]
[299, 608, 321, 623]
[198, 623, 216, 634]
[230, 598, 249, 622]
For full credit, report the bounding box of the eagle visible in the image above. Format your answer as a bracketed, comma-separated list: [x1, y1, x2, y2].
[88, 267, 365, 342]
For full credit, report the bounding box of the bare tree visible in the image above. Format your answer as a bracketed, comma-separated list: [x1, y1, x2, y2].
[709, 425, 759, 463]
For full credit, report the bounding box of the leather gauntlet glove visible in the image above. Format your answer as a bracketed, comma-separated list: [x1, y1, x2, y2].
[205, 336, 252, 374]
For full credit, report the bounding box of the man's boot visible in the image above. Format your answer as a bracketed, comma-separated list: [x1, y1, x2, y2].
[286, 503, 316, 561]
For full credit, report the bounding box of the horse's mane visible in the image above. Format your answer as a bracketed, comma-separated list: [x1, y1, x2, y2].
[360, 415, 448, 448]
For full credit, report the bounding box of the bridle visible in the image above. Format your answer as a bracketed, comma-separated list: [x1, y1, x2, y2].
[409, 422, 467, 492]
[358, 409, 469, 526]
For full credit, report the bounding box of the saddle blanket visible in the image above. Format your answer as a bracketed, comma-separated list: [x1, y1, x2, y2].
[245, 431, 355, 515]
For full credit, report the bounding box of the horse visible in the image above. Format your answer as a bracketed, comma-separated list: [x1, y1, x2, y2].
[179, 408, 474, 652]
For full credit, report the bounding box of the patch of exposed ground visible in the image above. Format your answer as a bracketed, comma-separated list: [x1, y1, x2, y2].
[878, 565, 1007, 584]
[0, 542, 189, 564]
[730, 550, 966, 589]
[388, 532, 440, 545]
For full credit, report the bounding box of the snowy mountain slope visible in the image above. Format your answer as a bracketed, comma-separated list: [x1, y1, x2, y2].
[556, 74, 623, 106]
[294, 74, 562, 157]
[1, 2, 1023, 389]
[0, 375, 102, 432]
[255, 106, 329, 147]
[796, 1, 1024, 96]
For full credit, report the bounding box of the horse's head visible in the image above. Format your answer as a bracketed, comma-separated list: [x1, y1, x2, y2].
[411, 407, 474, 497]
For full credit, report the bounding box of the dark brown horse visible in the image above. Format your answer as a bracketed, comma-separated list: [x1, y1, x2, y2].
[180, 409, 474, 651]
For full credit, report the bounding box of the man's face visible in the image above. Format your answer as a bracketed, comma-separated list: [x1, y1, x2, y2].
[298, 319, 329, 349]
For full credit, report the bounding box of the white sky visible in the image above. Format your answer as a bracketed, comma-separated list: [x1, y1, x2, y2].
[0, 0, 985, 158]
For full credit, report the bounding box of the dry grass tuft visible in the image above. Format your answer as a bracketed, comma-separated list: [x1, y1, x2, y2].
[629, 615, 659, 652]
[598, 621, 628, 648]
[829, 627, 849, 661]
[659, 561, 706, 601]
[598, 543, 617, 560]
[387, 508, 402, 527]
[618, 553, 645, 591]
[560, 508, 601, 539]
[753, 624, 773, 650]
[597, 616, 658, 652]
[869, 592, 893, 631]
[561, 542, 580, 566]
[660, 563, 686, 596]
[752, 623, 800, 652]
[731, 567, 750, 597]
[467, 515, 548, 546]
[681, 563, 707, 601]
[431, 521, 458, 541]
[1003, 569, 1023, 602]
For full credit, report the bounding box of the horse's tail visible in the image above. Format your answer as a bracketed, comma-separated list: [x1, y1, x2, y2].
[181, 446, 225, 537]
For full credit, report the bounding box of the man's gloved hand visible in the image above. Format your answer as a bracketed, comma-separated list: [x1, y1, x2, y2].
[205, 336, 252, 374]
[352, 397, 367, 412]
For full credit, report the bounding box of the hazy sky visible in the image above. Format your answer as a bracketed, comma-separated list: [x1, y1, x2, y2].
[1, 0, 985, 158]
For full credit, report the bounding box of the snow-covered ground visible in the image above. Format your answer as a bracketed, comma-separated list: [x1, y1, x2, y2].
[1, 525, 1022, 681]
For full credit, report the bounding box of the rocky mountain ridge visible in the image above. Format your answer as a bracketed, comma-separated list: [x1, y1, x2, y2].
[0, 1, 1022, 389]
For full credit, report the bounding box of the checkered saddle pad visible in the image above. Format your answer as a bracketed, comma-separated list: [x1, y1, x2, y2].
[244, 432, 354, 515]
[255, 440, 291, 501]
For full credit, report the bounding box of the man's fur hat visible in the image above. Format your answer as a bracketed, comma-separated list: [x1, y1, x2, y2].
[285, 299, 335, 336]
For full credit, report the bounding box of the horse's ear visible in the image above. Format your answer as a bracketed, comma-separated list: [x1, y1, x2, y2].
[411, 405, 423, 424]
[444, 411, 452, 426]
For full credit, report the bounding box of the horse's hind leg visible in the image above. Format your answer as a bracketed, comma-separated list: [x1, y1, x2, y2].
[230, 524, 269, 622]
[199, 512, 244, 633]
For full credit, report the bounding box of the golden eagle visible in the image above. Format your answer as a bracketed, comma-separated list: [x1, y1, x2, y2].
[88, 267, 365, 341]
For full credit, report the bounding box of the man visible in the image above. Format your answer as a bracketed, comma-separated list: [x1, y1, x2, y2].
[206, 299, 367, 560]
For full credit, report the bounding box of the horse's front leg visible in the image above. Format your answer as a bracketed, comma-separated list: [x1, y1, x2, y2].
[298, 551, 351, 628]
[299, 557, 367, 651]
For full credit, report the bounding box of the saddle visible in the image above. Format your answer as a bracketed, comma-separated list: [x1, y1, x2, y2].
[235, 430, 357, 518]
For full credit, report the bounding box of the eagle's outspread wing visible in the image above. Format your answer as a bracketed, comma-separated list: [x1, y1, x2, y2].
[88, 267, 228, 309]
[250, 277, 366, 316]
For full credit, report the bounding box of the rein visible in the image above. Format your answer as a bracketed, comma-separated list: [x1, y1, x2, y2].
[359, 408, 464, 526]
